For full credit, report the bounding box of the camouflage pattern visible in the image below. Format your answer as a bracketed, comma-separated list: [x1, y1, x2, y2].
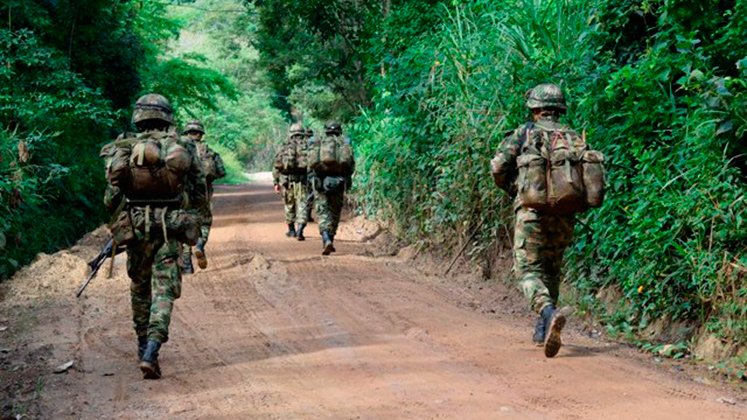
[194, 142, 225, 193]
[127, 236, 182, 343]
[183, 120, 205, 134]
[315, 185, 344, 235]
[282, 179, 309, 225]
[132, 94, 174, 125]
[525, 83, 567, 112]
[493, 95, 577, 315]
[491, 117, 571, 208]
[513, 207, 575, 312]
[102, 95, 207, 345]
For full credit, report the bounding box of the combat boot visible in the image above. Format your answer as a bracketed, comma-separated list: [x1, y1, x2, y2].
[321, 231, 334, 255]
[139, 340, 162, 379]
[532, 305, 554, 346]
[329, 234, 336, 253]
[286, 223, 297, 238]
[296, 224, 306, 241]
[544, 307, 566, 358]
[181, 252, 194, 275]
[137, 336, 148, 360]
[194, 239, 208, 269]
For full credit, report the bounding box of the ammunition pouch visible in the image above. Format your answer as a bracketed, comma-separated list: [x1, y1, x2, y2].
[322, 176, 346, 194]
[109, 206, 201, 246]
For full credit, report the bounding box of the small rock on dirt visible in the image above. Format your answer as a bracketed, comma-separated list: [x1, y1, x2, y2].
[54, 360, 75, 374]
[716, 397, 736, 405]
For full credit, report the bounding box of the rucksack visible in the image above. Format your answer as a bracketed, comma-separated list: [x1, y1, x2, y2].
[512, 122, 605, 215]
[308, 133, 354, 176]
[104, 131, 192, 200]
[196, 142, 225, 182]
[273, 136, 308, 175]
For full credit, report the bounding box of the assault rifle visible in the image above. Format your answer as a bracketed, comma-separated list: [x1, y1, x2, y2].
[75, 238, 126, 298]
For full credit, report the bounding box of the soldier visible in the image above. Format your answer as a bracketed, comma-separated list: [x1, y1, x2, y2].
[101, 94, 207, 379]
[180, 120, 225, 273]
[304, 128, 315, 223]
[272, 123, 310, 240]
[308, 122, 354, 255]
[490, 83, 578, 358]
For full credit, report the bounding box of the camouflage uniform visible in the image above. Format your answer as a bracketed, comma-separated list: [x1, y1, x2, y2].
[272, 123, 309, 239]
[181, 120, 225, 271]
[310, 122, 354, 255]
[304, 128, 315, 222]
[491, 83, 575, 357]
[101, 94, 207, 378]
[272, 171, 309, 225]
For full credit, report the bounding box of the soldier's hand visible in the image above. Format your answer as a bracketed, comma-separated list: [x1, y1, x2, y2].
[273, 184, 281, 194]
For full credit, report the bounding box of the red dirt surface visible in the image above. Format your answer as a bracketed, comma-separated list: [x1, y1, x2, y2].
[1, 178, 745, 419]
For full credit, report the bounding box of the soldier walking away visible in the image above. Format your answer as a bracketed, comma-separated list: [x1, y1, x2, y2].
[100, 94, 208, 379]
[490, 83, 606, 358]
[273, 123, 310, 240]
[180, 120, 226, 272]
[307, 122, 355, 255]
[304, 128, 315, 223]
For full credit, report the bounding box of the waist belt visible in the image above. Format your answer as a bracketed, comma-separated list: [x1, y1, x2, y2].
[126, 197, 182, 210]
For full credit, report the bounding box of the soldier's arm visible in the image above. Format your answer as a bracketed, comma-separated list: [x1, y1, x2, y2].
[490, 126, 524, 194]
[186, 142, 209, 209]
[100, 141, 123, 212]
[103, 184, 124, 213]
[213, 150, 226, 179]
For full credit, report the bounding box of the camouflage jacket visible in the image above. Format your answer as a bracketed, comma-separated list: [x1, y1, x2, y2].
[194, 141, 226, 185]
[491, 116, 571, 204]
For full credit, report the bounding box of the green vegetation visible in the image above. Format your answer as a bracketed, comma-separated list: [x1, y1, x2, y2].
[0, 0, 284, 279]
[1, 0, 744, 371]
[250, 0, 746, 370]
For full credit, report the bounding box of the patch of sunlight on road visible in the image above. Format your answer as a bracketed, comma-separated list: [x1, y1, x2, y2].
[245, 172, 273, 183]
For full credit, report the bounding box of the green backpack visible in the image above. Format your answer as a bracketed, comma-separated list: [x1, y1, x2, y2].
[308, 133, 354, 176]
[273, 136, 308, 175]
[514, 123, 605, 215]
[104, 131, 192, 200]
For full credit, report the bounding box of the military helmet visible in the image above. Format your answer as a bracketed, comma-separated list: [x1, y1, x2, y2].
[324, 121, 342, 134]
[525, 83, 567, 112]
[132, 93, 174, 125]
[289, 122, 304, 135]
[183, 120, 205, 134]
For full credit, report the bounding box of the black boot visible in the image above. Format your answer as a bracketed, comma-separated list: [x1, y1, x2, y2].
[296, 224, 306, 241]
[321, 231, 334, 255]
[329, 234, 336, 253]
[137, 336, 148, 360]
[543, 306, 566, 358]
[286, 223, 297, 238]
[533, 305, 554, 346]
[194, 238, 208, 269]
[181, 252, 194, 275]
[139, 340, 162, 379]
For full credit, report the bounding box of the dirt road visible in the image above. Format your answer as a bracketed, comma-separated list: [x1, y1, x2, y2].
[1, 177, 745, 419]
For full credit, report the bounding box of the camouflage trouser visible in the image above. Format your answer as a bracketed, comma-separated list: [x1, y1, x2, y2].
[200, 201, 213, 243]
[315, 190, 344, 235]
[181, 201, 212, 264]
[283, 181, 309, 225]
[513, 207, 575, 314]
[127, 237, 182, 343]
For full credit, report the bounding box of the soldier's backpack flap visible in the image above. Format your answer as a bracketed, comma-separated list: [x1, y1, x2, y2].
[310, 135, 353, 176]
[516, 125, 604, 215]
[106, 131, 192, 199]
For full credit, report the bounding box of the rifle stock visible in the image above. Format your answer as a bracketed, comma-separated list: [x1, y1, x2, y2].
[76, 238, 123, 298]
